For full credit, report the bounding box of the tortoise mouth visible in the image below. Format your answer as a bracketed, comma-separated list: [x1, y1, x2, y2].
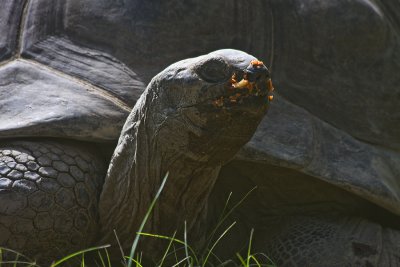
[211, 61, 274, 112]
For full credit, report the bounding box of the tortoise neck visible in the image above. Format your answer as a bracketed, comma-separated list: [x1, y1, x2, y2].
[98, 90, 222, 254]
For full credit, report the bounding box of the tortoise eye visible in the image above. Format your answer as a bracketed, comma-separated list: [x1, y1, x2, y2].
[195, 57, 231, 83]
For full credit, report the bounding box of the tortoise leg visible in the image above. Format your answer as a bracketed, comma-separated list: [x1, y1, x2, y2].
[258, 215, 400, 267]
[0, 140, 106, 263]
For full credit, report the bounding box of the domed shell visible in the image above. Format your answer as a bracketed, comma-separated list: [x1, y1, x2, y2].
[1, 0, 399, 219]
[237, 0, 400, 217]
[0, 0, 149, 142]
[0, 0, 271, 142]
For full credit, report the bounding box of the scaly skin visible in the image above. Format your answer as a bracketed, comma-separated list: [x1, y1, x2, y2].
[0, 140, 105, 262]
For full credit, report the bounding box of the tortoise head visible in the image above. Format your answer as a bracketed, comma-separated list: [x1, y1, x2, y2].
[99, 49, 274, 255]
[150, 49, 274, 165]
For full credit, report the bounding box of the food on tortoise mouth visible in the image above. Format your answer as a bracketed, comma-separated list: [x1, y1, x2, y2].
[213, 59, 274, 107]
[250, 59, 264, 67]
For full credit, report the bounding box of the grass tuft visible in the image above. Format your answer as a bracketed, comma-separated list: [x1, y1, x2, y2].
[127, 172, 169, 267]
[0, 173, 276, 267]
[50, 245, 111, 267]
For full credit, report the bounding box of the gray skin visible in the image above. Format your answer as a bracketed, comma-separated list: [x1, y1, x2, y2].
[1, 0, 400, 266]
[99, 49, 271, 257]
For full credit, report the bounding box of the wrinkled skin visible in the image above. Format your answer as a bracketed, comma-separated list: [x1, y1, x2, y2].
[0, 0, 400, 266]
[99, 49, 272, 258]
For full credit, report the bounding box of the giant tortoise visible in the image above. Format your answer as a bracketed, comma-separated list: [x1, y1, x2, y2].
[1, 0, 400, 266]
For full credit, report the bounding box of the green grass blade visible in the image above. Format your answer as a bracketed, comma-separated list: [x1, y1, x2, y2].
[252, 253, 276, 267]
[113, 229, 127, 266]
[0, 247, 33, 262]
[124, 257, 143, 267]
[204, 187, 257, 258]
[161, 247, 189, 265]
[249, 255, 261, 267]
[96, 247, 112, 267]
[13, 252, 19, 267]
[220, 192, 232, 222]
[220, 187, 257, 226]
[158, 230, 177, 266]
[81, 253, 85, 267]
[236, 253, 246, 266]
[183, 221, 192, 267]
[204, 249, 224, 265]
[105, 248, 112, 267]
[171, 256, 190, 267]
[246, 229, 254, 267]
[0, 247, 35, 267]
[172, 244, 178, 264]
[0, 261, 37, 265]
[127, 172, 169, 267]
[97, 250, 106, 267]
[137, 232, 197, 262]
[202, 221, 236, 267]
[204, 192, 232, 250]
[218, 259, 236, 266]
[136, 252, 142, 267]
[50, 244, 110, 267]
